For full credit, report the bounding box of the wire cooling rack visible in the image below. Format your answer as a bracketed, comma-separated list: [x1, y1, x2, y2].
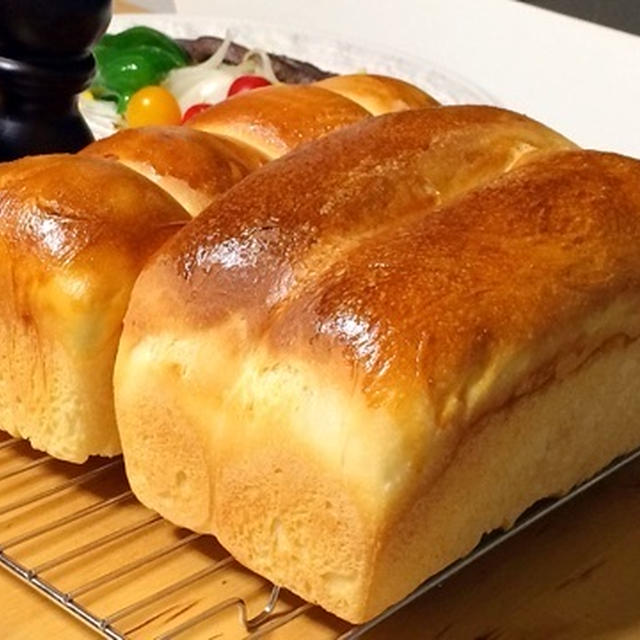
[1, 433, 639, 639]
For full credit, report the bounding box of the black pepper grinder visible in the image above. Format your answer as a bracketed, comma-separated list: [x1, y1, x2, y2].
[0, 0, 112, 161]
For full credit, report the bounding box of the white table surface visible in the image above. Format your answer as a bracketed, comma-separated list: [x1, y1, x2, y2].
[173, 0, 640, 157]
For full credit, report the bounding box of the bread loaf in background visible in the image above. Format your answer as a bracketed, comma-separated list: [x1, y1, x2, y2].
[111, 106, 640, 623]
[81, 126, 268, 216]
[0, 73, 434, 462]
[0, 155, 190, 462]
[186, 74, 438, 158]
[315, 73, 439, 115]
[82, 74, 437, 218]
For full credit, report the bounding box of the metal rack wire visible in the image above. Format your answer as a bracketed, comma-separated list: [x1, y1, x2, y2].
[1, 433, 639, 639]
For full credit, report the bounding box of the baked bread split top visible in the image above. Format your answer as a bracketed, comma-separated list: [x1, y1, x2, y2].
[110, 105, 640, 623]
[0, 154, 189, 462]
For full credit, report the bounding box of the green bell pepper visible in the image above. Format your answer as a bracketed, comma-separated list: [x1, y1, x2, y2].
[91, 26, 189, 113]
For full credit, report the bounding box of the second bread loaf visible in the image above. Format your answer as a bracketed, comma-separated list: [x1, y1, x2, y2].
[0, 155, 190, 461]
[113, 106, 581, 620]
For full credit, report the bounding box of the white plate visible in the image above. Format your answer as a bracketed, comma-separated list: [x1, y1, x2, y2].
[109, 13, 499, 107]
[169, 1, 640, 157]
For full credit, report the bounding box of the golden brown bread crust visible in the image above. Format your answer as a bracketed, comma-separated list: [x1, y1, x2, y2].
[144, 106, 574, 331]
[0, 154, 188, 260]
[315, 73, 440, 114]
[81, 126, 267, 216]
[259, 152, 640, 525]
[269, 150, 640, 424]
[114, 106, 600, 620]
[0, 154, 189, 462]
[186, 83, 371, 158]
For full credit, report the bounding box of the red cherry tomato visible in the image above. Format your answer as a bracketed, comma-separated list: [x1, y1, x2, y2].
[227, 75, 271, 97]
[181, 102, 213, 123]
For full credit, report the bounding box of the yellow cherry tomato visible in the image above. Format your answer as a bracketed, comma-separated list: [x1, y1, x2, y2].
[125, 85, 181, 127]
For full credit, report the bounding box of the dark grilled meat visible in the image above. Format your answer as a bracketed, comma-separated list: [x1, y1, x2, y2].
[175, 36, 333, 84]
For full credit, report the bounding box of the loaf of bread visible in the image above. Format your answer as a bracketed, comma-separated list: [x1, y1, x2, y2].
[0, 74, 436, 461]
[0, 155, 190, 462]
[186, 74, 438, 158]
[111, 105, 640, 624]
[315, 73, 439, 115]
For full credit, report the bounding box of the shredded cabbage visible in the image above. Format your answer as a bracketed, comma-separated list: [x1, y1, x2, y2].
[242, 48, 279, 85]
[79, 92, 123, 140]
[163, 31, 280, 113]
[164, 61, 256, 113]
[205, 31, 234, 69]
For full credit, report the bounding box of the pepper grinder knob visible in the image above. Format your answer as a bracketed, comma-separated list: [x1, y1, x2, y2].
[0, 0, 112, 161]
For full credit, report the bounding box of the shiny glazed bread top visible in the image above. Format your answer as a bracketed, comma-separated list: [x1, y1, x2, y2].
[81, 125, 269, 216]
[0, 154, 189, 461]
[137, 105, 575, 331]
[186, 75, 437, 158]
